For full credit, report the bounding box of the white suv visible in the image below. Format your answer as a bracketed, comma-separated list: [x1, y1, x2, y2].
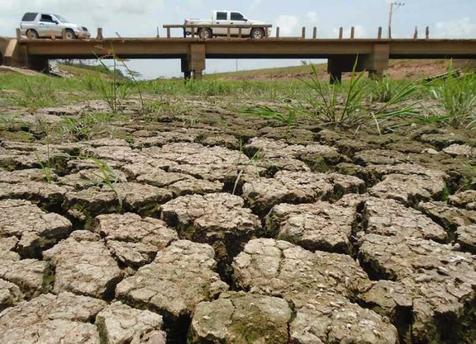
[20, 12, 90, 40]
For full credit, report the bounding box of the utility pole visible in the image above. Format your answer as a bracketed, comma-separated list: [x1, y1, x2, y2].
[388, 1, 405, 38]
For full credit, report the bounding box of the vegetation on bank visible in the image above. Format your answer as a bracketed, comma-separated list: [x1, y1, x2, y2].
[0, 63, 475, 133]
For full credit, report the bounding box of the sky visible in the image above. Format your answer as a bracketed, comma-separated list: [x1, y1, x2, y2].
[1, 0, 475, 78]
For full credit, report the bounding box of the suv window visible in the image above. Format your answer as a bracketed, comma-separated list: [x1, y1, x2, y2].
[40, 14, 55, 23]
[22, 13, 38, 21]
[216, 12, 227, 20]
[230, 12, 245, 21]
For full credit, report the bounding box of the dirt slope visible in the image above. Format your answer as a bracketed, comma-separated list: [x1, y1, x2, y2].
[211, 59, 475, 81]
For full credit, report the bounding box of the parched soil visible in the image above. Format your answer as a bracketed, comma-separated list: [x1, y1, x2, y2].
[0, 97, 475, 344]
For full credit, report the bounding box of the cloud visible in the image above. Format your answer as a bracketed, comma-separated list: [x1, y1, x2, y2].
[1, 0, 165, 16]
[249, 0, 262, 10]
[434, 17, 476, 38]
[275, 15, 299, 36]
[306, 11, 318, 23]
[0, 0, 167, 36]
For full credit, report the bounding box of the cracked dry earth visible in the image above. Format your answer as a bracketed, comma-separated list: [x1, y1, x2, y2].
[0, 99, 475, 344]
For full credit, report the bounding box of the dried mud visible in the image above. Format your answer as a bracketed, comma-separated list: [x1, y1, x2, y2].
[0, 98, 474, 343]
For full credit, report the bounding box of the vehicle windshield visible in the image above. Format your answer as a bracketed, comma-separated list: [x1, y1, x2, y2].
[54, 15, 68, 23]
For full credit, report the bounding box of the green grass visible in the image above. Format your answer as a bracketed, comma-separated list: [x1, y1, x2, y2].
[0, 74, 86, 109]
[429, 72, 476, 128]
[1, 63, 475, 133]
[56, 112, 127, 141]
[298, 65, 418, 131]
[141, 78, 305, 100]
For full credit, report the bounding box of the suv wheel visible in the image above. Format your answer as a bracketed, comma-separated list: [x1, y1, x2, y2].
[64, 29, 76, 40]
[251, 28, 265, 40]
[26, 29, 39, 40]
[199, 28, 212, 39]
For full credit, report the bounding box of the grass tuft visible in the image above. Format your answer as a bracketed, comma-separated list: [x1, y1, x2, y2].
[429, 69, 476, 128]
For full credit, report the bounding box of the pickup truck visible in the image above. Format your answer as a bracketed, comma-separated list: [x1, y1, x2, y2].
[184, 11, 271, 39]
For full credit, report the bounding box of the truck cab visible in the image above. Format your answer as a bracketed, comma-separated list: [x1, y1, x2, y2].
[184, 11, 270, 39]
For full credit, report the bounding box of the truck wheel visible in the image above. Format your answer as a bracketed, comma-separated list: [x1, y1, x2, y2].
[251, 28, 265, 39]
[64, 29, 76, 40]
[199, 28, 212, 39]
[26, 29, 39, 40]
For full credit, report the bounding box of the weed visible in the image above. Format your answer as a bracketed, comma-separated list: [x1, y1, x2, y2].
[82, 73, 131, 114]
[231, 141, 263, 195]
[301, 64, 418, 132]
[87, 157, 122, 208]
[242, 105, 298, 129]
[58, 113, 119, 141]
[14, 78, 57, 110]
[301, 64, 367, 127]
[35, 141, 55, 183]
[142, 98, 190, 122]
[429, 69, 476, 128]
[370, 78, 416, 103]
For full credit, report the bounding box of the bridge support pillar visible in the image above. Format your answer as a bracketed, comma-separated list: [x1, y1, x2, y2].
[188, 43, 206, 79]
[181, 57, 191, 79]
[327, 44, 389, 83]
[362, 44, 390, 79]
[330, 71, 342, 84]
[327, 56, 355, 83]
[28, 56, 49, 72]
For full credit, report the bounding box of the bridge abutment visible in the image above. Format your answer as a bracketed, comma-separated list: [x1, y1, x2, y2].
[0, 38, 50, 72]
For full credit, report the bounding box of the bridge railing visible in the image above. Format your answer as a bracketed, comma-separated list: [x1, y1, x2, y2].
[14, 25, 432, 41]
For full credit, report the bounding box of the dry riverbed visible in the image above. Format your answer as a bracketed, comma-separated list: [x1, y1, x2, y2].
[0, 96, 475, 343]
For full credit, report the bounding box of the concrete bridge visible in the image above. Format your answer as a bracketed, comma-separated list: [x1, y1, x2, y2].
[1, 36, 476, 80]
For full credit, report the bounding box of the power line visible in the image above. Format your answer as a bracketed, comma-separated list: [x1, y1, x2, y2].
[388, 1, 405, 38]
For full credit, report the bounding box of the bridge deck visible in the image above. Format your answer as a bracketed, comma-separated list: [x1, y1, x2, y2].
[17, 38, 476, 60]
[1, 36, 475, 79]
